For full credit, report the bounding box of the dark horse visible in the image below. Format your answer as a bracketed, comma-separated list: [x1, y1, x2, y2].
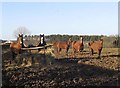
[10, 34, 24, 61]
[37, 34, 46, 46]
[37, 34, 46, 51]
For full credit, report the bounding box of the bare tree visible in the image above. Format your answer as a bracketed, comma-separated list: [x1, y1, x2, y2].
[13, 26, 30, 38]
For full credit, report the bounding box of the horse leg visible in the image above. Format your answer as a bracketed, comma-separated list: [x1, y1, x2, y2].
[76, 47, 80, 56]
[97, 49, 101, 58]
[59, 48, 62, 54]
[38, 48, 41, 52]
[92, 49, 94, 55]
[14, 50, 20, 65]
[81, 45, 84, 51]
[66, 48, 69, 56]
[80, 48, 83, 56]
[57, 48, 60, 54]
[56, 48, 59, 53]
[72, 48, 76, 58]
[10, 51, 13, 64]
[10, 51, 16, 64]
[90, 49, 94, 56]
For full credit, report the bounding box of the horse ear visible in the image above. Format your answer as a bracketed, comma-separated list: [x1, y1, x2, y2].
[80, 36, 83, 40]
[100, 39, 103, 41]
[100, 39, 103, 43]
[69, 38, 71, 41]
[88, 42, 90, 46]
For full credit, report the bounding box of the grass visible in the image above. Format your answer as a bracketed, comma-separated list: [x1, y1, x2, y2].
[68, 48, 119, 54]
[102, 48, 119, 54]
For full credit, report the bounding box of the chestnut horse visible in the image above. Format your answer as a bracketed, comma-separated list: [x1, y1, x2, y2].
[88, 39, 103, 58]
[72, 36, 84, 56]
[53, 42, 58, 49]
[55, 38, 71, 56]
[10, 34, 23, 60]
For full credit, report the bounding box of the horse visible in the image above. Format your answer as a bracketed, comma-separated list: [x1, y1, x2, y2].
[88, 39, 103, 58]
[55, 38, 71, 56]
[37, 34, 46, 51]
[10, 34, 23, 60]
[52, 42, 58, 50]
[37, 34, 46, 46]
[72, 36, 84, 56]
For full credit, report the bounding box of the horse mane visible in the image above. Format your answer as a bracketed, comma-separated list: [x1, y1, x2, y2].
[72, 41, 76, 45]
[88, 41, 94, 46]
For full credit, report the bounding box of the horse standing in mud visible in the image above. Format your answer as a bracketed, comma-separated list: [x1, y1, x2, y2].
[54, 38, 71, 56]
[10, 34, 24, 61]
[72, 36, 84, 56]
[88, 39, 103, 58]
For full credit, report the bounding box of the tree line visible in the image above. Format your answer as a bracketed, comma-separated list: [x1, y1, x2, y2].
[24, 34, 119, 48]
[12, 27, 119, 48]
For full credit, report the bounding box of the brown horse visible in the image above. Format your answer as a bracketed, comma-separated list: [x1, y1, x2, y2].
[88, 39, 103, 58]
[55, 38, 71, 56]
[72, 36, 84, 56]
[10, 34, 23, 59]
[53, 42, 58, 49]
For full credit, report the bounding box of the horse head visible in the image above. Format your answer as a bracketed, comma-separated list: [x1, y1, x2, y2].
[99, 39, 103, 44]
[18, 34, 23, 45]
[79, 36, 83, 43]
[68, 37, 71, 45]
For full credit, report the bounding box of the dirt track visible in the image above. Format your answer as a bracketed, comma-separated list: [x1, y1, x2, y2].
[2, 48, 120, 87]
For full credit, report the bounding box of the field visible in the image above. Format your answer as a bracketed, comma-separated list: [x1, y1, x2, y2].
[2, 44, 120, 87]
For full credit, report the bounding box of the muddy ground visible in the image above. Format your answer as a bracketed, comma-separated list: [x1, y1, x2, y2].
[2, 47, 120, 87]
